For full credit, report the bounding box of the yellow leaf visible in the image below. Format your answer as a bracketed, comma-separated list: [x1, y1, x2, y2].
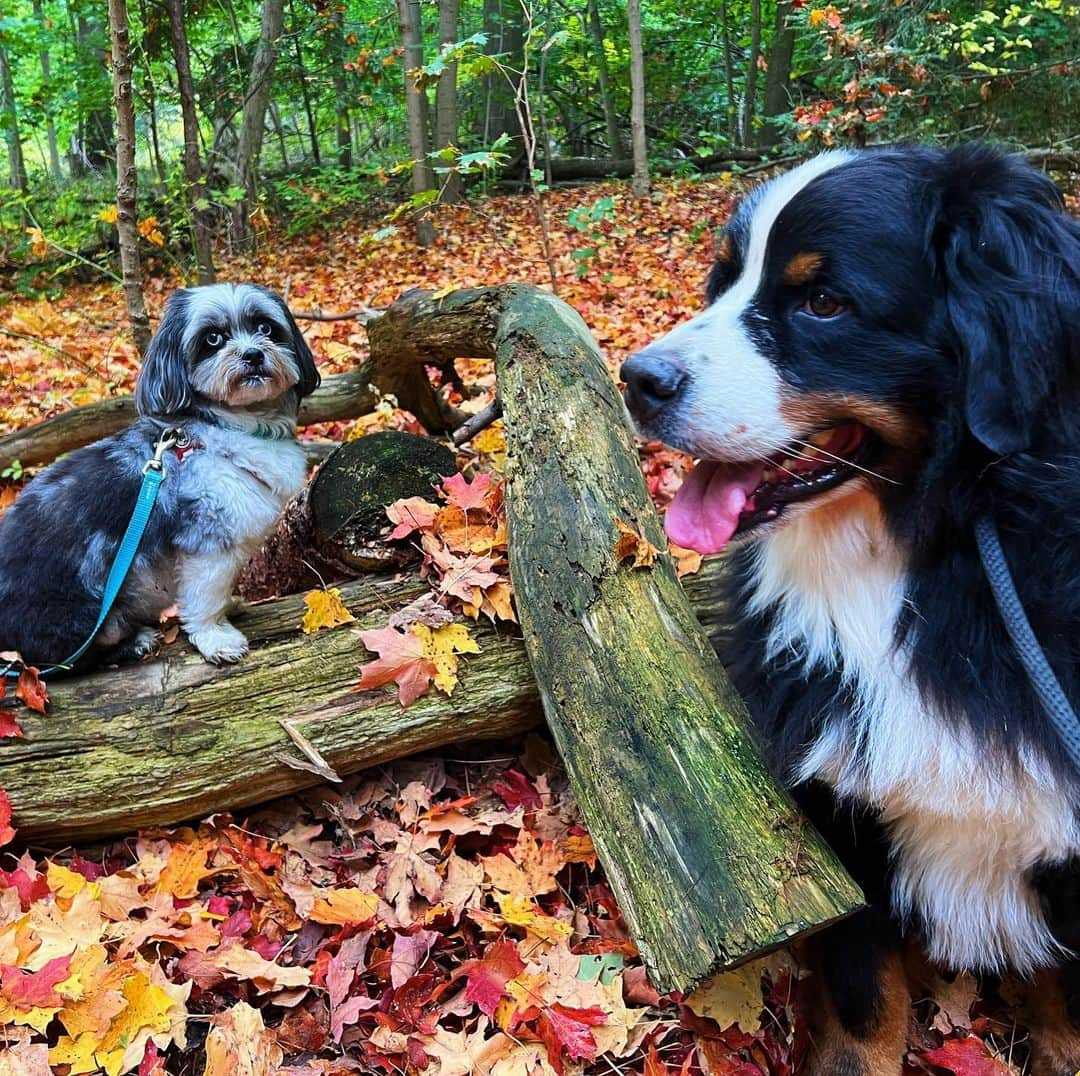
[49, 1031, 102, 1074]
[496, 894, 572, 944]
[98, 204, 118, 224]
[47, 862, 101, 901]
[684, 959, 767, 1032]
[155, 837, 220, 899]
[212, 944, 313, 992]
[412, 622, 479, 695]
[308, 887, 378, 925]
[25, 227, 47, 259]
[0, 998, 60, 1033]
[301, 587, 357, 634]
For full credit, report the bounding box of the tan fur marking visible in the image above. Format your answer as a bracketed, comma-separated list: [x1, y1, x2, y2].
[805, 948, 910, 1076]
[714, 233, 733, 263]
[1024, 970, 1080, 1076]
[784, 251, 825, 285]
[778, 391, 927, 453]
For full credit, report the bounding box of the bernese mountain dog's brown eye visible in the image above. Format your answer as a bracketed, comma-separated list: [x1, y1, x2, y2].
[803, 290, 845, 318]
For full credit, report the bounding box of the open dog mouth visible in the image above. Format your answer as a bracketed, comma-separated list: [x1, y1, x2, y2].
[665, 422, 874, 554]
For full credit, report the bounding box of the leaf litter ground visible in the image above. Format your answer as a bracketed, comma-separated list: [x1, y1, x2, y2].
[0, 176, 1041, 1073]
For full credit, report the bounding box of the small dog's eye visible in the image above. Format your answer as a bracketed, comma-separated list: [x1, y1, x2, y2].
[802, 290, 845, 318]
[256, 321, 273, 337]
[205, 330, 224, 348]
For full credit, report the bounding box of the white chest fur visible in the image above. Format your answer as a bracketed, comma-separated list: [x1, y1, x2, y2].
[746, 494, 1080, 973]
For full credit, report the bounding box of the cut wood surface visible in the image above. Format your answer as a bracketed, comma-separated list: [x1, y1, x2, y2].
[0, 560, 728, 844]
[360, 285, 863, 993]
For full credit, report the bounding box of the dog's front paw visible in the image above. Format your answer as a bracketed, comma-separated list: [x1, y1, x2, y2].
[188, 622, 249, 665]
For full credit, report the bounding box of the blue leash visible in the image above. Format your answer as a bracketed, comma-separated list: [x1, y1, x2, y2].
[3, 427, 183, 679]
[975, 514, 1080, 772]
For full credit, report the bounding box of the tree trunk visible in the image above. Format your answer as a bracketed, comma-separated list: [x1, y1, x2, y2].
[107, 0, 152, 356]
[397, 0, 436, 245]
[164, 0, 216, 284]
[479, 0, 523, 155]
[626, 0, 649, 197]
[32, 0, 62, 178]
[720, 0, 737, 144]
[742, 0, 763, 147]
[587, 0, 624, 158]
[327, 4, 352, 168]
[761, 0, 795, 147]
[234, 0, 286, 245]
[434, 0, 463, 202]
[291, 5, 321, 168]
[0, 37, 28, 193]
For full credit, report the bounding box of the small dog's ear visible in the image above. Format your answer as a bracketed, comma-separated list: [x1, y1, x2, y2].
[136, 289, 193, 417]
[934, 145, 1079, 455]
[258, 287, 320, 398]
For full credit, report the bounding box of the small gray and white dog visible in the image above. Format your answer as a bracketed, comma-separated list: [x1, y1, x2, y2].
[0, 284, 319, 667]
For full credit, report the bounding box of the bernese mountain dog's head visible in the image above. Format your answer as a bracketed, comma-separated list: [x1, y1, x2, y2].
[622, 144, 1080, 556]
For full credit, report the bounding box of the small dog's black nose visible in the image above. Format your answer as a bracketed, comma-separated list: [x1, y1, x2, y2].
[620, 351, 687, 419]
[242, 348, 265, 369]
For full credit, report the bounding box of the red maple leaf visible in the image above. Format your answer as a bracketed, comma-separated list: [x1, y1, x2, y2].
[0, 789, 14, 847]
[491, 769, 543, 812]
[537, 1003, 607, 1074]
[459, 939, 525, 1018]
[920, 1036, 1012, 1076]
[442, 471, 494, 511]
[1, 954, 72, 1009]
[356, 625, 435, 707]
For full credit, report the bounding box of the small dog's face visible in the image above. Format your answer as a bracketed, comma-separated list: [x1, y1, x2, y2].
[622, 147, 1076, 554]
[135, 284, 320, 416]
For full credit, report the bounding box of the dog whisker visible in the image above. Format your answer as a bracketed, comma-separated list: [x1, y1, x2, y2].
[787, 435, 900, 485]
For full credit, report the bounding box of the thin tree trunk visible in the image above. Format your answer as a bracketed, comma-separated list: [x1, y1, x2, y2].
[397, 0, 436, 245]
[328, 5, 352, 168]
[32, 0, 61, 178]
[290, 7, 321, 167]
[720, 0, 737, 144]
[234, 0, 286, 245]
[761, 0, 795, 147]
[108, 0, 152, 356]
[742, 0, 762, 147]
[434, 0, 462, 202]
[626, 0, 649, 197]
[587, 0, 624, 158]
[0, 38, 27, 193]
[165, 0, 216, 284]
[270, 102, 291, 168]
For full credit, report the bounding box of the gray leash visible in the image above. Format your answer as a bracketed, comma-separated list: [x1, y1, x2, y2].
[974, 514, 1080, 771]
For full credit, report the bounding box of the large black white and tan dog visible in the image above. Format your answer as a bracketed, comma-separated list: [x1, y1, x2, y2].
[622, 144, 1080, 1075]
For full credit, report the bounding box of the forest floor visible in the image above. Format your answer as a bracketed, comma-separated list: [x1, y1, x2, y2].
[0, 177, 1037, 1074]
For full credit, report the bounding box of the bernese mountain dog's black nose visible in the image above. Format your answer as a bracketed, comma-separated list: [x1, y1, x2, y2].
[621, 350, 687, 419]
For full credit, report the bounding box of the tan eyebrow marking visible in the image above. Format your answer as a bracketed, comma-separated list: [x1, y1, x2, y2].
[783, 251, 825, 285]
[714, 233, 733, 262]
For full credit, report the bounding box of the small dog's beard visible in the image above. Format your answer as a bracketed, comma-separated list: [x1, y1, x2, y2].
[191, 344, 299, 407]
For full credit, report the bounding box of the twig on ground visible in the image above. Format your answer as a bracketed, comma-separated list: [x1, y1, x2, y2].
[451, 399, 503, 445]
[293, 307, 384, 324]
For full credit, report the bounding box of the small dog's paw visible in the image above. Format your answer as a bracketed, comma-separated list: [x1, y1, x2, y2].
[188, 622, 249, 665]
[130, 627, 161, 657]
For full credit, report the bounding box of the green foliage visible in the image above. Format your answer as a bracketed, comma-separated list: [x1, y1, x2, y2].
[568, 195, 617, 277]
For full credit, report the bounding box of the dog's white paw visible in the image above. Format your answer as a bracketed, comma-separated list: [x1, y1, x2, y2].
[188, 622, 249, 665]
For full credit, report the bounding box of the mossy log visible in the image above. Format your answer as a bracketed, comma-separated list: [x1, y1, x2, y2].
[237, 431, 456, 600]
[0, 559, 729, 845]
[360, 286, 864, 993]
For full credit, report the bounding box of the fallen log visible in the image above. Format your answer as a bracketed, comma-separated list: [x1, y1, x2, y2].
[361, 286, 863, 992]
[0, 559, 728, 845]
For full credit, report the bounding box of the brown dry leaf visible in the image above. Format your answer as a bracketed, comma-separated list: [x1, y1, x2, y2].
[613, 518, 659, 569]
[203, 1001, 284, 1076]
[212, 944, 313, 992]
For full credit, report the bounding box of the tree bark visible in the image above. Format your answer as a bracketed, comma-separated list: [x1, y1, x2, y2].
[234, 0, 285, 245]
[586, 0, 624, 158]
[327, 3, 352, 168]
[742, 0, 763, 147]
[164, 0, 216, 284]
[397, 0, 436, 245]
[720, 0, 737, 144]
[0, 36, 28, 193]
[434, 0, 463, 202]
[107, 0, 152, 356]
[32, 0, 62, 178]
[761, 1, 795, 147]
[290, 4, 321, 168]
[626, 0, 649, 197]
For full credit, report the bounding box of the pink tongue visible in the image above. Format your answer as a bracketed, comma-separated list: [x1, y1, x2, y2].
[664, 459, 765, 554]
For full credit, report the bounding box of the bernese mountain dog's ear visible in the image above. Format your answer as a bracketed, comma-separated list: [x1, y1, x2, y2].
[933, 144, 1079, 455]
